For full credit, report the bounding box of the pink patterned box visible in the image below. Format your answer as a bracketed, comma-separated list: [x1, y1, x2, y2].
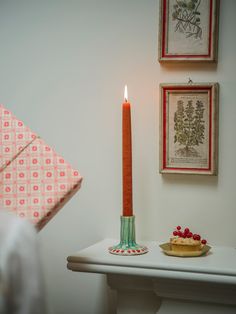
[0, 105, 83, 230]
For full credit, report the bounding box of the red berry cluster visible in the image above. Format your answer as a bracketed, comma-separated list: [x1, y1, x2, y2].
[173, 226, 207, 245]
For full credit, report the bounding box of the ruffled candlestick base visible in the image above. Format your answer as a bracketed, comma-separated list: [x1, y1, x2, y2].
[108, 215, 148, 256]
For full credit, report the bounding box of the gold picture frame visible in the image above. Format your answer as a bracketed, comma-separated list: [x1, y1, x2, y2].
[159, 82, 219, 175]
[158, 0, 220, 62]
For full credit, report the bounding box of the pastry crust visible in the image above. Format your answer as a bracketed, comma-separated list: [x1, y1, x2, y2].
[170, 237, 201, 252]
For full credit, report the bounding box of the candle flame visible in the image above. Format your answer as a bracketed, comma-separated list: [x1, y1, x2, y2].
[124, 85, 128, 102]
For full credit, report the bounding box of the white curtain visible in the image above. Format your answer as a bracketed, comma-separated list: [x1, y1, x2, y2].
[0, 210, 46, 314]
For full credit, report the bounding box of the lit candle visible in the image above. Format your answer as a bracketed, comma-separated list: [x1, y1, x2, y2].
[122, 85, 133, 217]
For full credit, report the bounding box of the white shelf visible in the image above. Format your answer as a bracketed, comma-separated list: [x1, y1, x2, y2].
[68, 239, 236, 281]
[67, 239, 236, 313]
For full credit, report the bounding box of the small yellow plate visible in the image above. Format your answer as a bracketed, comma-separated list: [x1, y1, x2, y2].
[159, 242, 211, 257]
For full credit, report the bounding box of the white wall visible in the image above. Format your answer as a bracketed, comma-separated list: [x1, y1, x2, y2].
[0, 0, 236, 313]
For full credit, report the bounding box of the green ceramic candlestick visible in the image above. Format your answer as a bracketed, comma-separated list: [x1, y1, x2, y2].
[108, 216, 148, 256]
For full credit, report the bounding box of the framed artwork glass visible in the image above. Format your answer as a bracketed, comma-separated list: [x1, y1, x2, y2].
[158, 0, 219, 62]
[159, 83, 219, 175]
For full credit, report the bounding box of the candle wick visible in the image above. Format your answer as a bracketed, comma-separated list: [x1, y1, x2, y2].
[125, 98, 128, 103]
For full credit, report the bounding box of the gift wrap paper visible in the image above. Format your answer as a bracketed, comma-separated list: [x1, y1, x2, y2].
[0, 105, 83, 230]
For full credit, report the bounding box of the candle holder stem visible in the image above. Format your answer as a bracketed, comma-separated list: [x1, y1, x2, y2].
[108, 216, 148, 255]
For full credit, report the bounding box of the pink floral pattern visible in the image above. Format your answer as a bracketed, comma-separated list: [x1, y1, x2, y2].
[0, 105, 37, 171]
[0, 105, 82, 230]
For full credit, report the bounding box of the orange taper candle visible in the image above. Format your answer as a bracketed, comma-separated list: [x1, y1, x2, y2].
[122, 85, 133, 216]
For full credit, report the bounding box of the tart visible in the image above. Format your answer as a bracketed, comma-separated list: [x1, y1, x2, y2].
[170, 226, 207, 253]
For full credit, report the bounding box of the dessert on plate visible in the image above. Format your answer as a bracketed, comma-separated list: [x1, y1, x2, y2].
[170, 226, 207, 252]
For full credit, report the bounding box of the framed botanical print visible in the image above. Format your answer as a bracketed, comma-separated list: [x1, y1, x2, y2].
[159, 83, 219, 175]
[158, 0, 219, 62]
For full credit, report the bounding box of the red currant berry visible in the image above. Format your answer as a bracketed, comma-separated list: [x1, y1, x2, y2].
[177, 226, 181, 230]
[201, 239, 207, 245]
[182, 234, 187, 238]
[193, 234, 201, 241]
[178, 231, 183, 237]
[173, 231, 178, 236]
[184, 228, 190, 234]
[186, 232, 192, 238]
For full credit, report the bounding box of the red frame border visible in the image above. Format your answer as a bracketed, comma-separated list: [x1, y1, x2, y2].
[161, 0, 213, 59]
[162, 86, 213, 172]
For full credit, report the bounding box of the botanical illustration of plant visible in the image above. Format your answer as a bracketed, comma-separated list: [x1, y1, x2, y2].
[174, 99, 205, 157]
[172, 0, 202, 39]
